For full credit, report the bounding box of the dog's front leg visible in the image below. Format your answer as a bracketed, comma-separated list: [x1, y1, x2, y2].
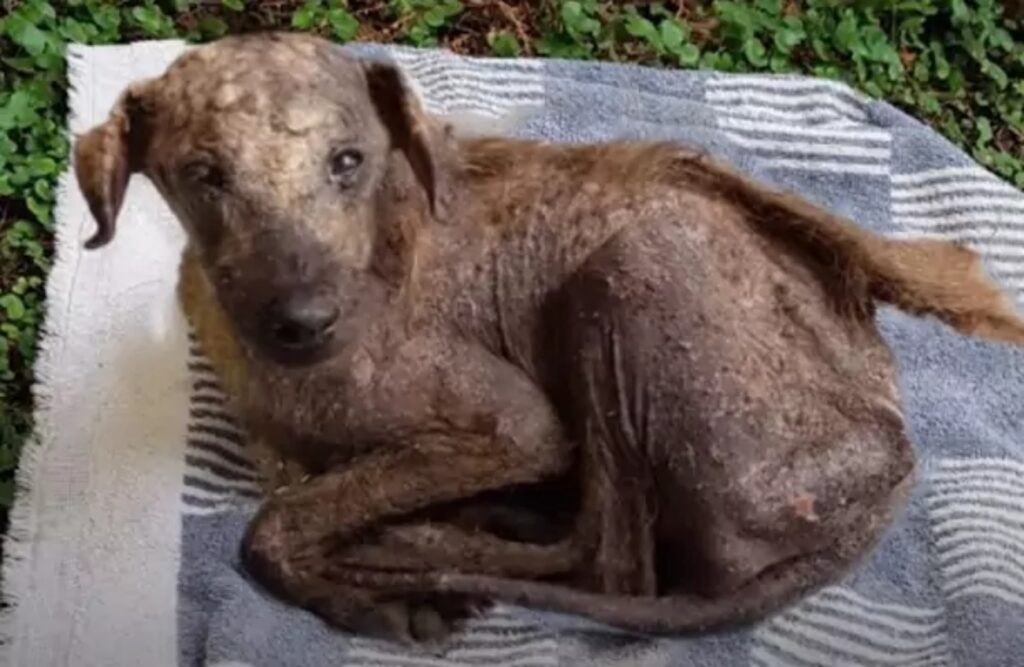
[242, 428, 570, 569]
[242, 431, 569, 640]
[240, 350, 573, 640]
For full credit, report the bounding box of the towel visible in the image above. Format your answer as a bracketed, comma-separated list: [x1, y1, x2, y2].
[3, 39, 1023, 667]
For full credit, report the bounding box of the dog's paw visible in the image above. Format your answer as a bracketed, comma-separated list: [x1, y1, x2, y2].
[416, 594, 493, 642]
[239, 508, 293, 594]
[311, 595, 486, 647]
[239, 497, 315, 584]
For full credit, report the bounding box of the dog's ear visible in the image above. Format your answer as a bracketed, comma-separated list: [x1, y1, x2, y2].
[73, 80, 155, 249]
[363, 61, 449, 220]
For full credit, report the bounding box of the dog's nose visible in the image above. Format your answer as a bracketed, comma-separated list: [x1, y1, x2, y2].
[265, 294, 339, 349]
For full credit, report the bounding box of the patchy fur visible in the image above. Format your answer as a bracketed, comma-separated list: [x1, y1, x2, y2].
[74, 32, 1024, 643]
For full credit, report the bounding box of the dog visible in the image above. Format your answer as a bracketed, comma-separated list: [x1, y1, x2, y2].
[73, 32, 1024, 643]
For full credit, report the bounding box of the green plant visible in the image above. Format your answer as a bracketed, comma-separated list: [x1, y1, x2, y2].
[622, 5, 701, 66]
[533, 1, 1022, 187]
[1, 0, 82, 509]
[488, 30, 522, 57]
[390, 0, 464, 47]
[536, 0, 607, 58]
[292, 0, 360, 42]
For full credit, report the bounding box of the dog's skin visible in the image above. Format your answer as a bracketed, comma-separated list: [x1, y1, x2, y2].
[74, 32, 1024, 643]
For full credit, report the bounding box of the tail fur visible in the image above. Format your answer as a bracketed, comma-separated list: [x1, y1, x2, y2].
[671, 151, 1024, 345]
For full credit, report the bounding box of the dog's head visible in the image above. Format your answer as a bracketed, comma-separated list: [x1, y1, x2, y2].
[74, 32, 447, 366]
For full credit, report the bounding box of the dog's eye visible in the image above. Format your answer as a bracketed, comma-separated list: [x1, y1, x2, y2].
[183, 161, 227, 191]
[329, 149, 363, 185]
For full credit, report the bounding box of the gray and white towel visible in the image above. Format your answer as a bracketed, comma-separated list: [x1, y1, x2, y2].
[2, 39, 1023, 667]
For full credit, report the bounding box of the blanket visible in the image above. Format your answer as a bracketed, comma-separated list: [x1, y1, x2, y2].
[3, 39, 1024, 667]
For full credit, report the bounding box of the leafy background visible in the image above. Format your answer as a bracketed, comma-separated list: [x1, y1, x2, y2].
[0, 0, 1022, 532]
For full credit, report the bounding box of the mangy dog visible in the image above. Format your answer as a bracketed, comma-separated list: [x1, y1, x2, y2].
[73, 32, 1024, 642]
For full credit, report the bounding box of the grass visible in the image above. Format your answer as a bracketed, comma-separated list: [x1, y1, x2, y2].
[0, 0, 1022, 530]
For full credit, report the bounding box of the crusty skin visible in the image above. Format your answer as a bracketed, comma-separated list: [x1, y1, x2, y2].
[173, 144, 577, 642]
[74, 32, 1024, 642]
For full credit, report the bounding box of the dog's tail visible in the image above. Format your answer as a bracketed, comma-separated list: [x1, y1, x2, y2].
[332, 547, 854, 637]
[675, 151, 1024, 345]
[856, 235, 1024, 344]
[434, 560, 820, 636]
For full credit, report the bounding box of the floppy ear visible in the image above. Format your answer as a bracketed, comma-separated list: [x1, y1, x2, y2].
[73, 81, 155, 249]
[363, 61, 449, 220]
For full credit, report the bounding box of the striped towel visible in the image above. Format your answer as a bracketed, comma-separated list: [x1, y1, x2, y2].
[3, 39, 1023, 667]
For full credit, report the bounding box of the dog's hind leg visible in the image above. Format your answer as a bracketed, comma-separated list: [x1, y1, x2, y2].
[326, 468, 913, 636]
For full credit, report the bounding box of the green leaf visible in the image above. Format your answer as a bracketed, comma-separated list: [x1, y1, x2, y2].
[743, 37, 768, 67]
[755, 0, 782, 15]
[1, 56, 38, 74]
[89, 4, 121, 36]
[700, 50, 733, 71]
[0, 91, 37, 129]
[624, 13, 661, 50]
[130, 6, 154, 25]
[423, 9, 446, 28]
[676, 44, 701, 67]
[948, 68, 965, 92]
[5, 15, 49, 57]
[222, 0, 245, 10]
[659, 20, 686, 52]
[981, 61, 1009, 89]
[327, 9, 359, 41]
[0, 445, 18, 474]
[421, 0, 461, 28]
[716, 1, 756, 33]
[861, 27, 896, 63]
[916, 91, 939, 115]
[9, 166, 30, 187]
[562, 1, 599, 37]
[774, 28, 804, 54]
[913, 59, 930, 83]
[950, 0, 969, 24]
[537, 35, 592, 59]
[291, 3, 319, 30]
[59, 18, 92, 44]
[863, 80, 884, 98]
[407, 23, 435, 47]
[27, 155, 57, 175]
[562, 1, 583, 22]
[0, 136, 15, 163]
[835, 12, 860, 54]
[26, 196, 51, 226]
[0, 296, 26, 322]
[976, 117, 993, 147]
[198, 16, 229, 38]
[488, 31, 522, 58]
[33, 178, 51, 200]
[990, 28, 1014, 52]
[129, 5, 173, 37]
[0, 478, 14, 509]
[931, 42, 950, 80]
[29, 1, 57, 21]
[769, 53, 791, 72]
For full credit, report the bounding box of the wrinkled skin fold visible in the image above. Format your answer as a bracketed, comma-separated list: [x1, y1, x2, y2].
[73, 32, 1024, 644]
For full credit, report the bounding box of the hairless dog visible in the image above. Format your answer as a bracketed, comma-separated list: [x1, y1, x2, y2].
[74, 32, 1024, 643]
